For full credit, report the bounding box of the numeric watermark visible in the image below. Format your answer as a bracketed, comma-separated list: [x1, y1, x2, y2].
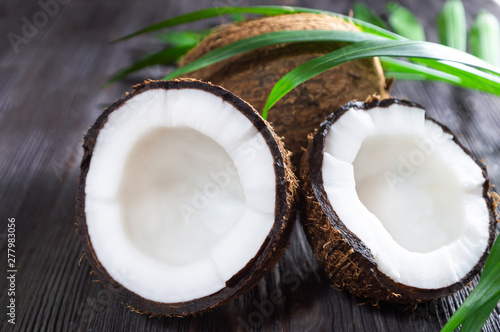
[6, 218, 17, 325]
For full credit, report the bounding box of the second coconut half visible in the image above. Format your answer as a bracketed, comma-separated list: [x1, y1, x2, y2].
[301, 98, 497, 304]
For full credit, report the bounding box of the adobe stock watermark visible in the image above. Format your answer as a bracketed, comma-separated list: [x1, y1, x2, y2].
[236, 264, 321, 331]
[7, 0, 70, 54]
[384, 126, 449, 189]
[52, 144, 82, 183]
[178, 136, 268, 223]
[69, 265, 134, 331]
[6, 218, 17, 325]
[410, 300, 447, 322]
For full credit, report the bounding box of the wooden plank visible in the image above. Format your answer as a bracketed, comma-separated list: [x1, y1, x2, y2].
[0, 0, 499, 331]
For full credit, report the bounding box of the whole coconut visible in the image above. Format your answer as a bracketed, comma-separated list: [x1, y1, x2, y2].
[181, 13, 391, 165]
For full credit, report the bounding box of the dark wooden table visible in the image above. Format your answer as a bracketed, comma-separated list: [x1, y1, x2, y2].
[1, 0, 500, 331]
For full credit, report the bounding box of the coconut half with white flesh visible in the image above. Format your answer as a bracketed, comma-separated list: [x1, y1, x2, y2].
[301, 98, 497, 303]
[76, 79, 297, 315]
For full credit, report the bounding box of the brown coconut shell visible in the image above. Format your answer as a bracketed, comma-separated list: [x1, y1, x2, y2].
[181, 13, 391, 166]
[300, 98, 497, 304]
[76, 79, 298, 316]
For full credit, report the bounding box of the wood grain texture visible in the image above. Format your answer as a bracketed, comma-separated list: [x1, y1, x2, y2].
[0, 0, 499, 331]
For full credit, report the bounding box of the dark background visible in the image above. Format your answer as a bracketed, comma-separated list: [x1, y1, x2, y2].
[1, 0, 500, 331]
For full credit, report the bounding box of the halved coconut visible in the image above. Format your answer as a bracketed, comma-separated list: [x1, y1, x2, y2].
[301, 98, 497, 303]
[76, 79, 297, 315]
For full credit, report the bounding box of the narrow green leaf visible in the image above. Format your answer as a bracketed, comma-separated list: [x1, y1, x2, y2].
[386, 2, 426, 41]
[418, 59, 500, 94]
[459, 295, 500, 332]
[481, 235, 500, 278]
[469, 10, 500, 67]
[353, 3, 389, 30]
[229, 12, 246, 22]
[263, 39, 500, 116]
[441, 236, 500, 332]
[103, 45, 192, 87]
[380, 57, 461, 83]
[442, 279, 500, 332]
[348, 15, 402, 40]
[437, 0, 467, 51]
[113, 6, 315, 42]
[113, 6, 402, 43]
[156, 29, 212, 46]
[163, 30, 383, 80]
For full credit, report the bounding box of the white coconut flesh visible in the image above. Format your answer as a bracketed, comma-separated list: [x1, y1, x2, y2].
[322, 103, 490, 289]
[84, 88, 276, 303]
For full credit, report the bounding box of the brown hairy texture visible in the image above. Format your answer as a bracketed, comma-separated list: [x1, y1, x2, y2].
[181, 13, 391, 166]
[491, 188, 500, 222]
[76, 79, 298, 316]
[300, 98, 497, 303]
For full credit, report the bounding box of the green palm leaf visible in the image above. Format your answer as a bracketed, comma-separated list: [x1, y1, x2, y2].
[113, 5, 401, 43]
[163, 30, 383, 80]
[441, 236, 500, 331]
[386, 2, 426, 41]
[263, 39, 500, 116]
[353, 3, 389, 30]
[380, 57, 460, 83]
[155, 29, 212, 46]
